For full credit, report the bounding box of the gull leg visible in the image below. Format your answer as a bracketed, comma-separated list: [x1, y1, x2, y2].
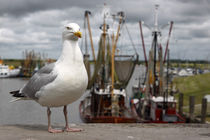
[47, 107, 63, 133]
[63, 105, 82, 132]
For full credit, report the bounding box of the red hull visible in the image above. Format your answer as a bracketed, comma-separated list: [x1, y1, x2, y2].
[81, 115, 137, 123]
[130, 102, 186, 123]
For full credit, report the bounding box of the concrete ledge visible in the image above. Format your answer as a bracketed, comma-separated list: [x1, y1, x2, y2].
[0, 123, 210, 140]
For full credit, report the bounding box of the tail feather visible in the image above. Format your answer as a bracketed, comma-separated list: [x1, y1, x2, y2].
[10, 90, 26, 98]
[9, 90, 28, 103]
[10, 90, 19, 94]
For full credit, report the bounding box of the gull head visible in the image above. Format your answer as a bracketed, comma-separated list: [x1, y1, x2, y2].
[63, 23, 82, 41]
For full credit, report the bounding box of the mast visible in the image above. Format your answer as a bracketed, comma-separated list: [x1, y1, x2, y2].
[163, 21, 173, 64]
[111, 12, 124, 96]
[158, 44, 164, 96]
[101, 11, 107, 89]
[139, 21, 148, 68]
[84, 13, 88, 56]
[154, 4, 159, 32]
[164, 49, 170, 109]
[85, 11, 96, 64]
[153, 31, 158, 96]
[83, 11, 91, 83]
[166, 49, 170, 99]
[152, 4, 160, 96]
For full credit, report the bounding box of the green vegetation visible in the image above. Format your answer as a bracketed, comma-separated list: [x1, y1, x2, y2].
[174, 73, 210, 105]
[3, 59, 24, 68]
[173, 73, 210, 121]
[2, 59, 56, 68]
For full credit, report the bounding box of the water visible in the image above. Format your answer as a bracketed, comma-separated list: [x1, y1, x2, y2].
[0, 78, 85, 125]
[0, 65, 145, 125]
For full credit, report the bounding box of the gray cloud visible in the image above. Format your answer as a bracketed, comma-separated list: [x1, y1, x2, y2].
[0, 0, 209, 60]
[0, 0, 103, 16]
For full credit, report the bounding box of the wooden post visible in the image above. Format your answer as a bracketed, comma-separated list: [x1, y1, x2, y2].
[178, 93, 183, 116]
[201, 98, 207, 123]
[189, 96, 195, 122]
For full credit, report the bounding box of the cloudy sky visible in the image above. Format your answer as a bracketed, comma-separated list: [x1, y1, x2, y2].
[0, 0, 209, 60]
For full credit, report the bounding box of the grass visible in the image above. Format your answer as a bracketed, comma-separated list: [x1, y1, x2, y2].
[170, 62, 210, 70]
[174, 73, 210, 105]
[173, 73, 210, 122]
[3, 59, 23, 67]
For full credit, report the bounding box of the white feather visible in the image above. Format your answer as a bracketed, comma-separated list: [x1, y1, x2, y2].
[35, 23, 88, 107]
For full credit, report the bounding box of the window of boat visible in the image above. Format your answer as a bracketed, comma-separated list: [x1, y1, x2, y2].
[157, 102, 163, 109]
[4, 73, 7, 75]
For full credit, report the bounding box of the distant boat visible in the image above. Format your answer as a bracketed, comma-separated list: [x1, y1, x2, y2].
[0, 64, 20, 78]
[178, 69, 193, 77]
[130, 4, 185, 123]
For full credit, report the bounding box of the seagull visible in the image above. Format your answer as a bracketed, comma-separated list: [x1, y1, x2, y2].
[10, 23, 88, 133]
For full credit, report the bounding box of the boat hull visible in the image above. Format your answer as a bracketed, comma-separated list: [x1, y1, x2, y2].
[79, 87, 138, 123]
[130, 98, 186, 123]
[0, 64, 20, 78]
[79, 101, 137, 123]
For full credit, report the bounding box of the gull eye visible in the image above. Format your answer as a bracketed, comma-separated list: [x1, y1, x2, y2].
[66, 27, 72, 30]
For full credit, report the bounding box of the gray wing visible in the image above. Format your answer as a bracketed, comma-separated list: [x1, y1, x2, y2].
[21, 63, 57, 100]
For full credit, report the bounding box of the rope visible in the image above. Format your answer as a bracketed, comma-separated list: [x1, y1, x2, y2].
[124, 23, 138, 54]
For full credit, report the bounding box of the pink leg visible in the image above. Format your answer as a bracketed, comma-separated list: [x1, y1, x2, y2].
[63, 105, 83, 132]
[47, 107, 63, 133]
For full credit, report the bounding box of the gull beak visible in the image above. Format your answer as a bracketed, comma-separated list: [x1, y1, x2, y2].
[74, 31, 82, 38]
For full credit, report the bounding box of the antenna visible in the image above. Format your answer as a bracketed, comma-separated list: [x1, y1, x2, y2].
[154, 4, 159, 32]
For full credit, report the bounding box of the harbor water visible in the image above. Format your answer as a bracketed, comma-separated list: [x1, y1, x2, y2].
[0, 65, 145, 125]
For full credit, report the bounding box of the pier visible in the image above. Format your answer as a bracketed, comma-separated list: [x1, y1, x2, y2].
[0, 123, 210, 140]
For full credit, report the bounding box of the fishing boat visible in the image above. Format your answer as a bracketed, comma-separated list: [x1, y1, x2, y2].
[79, 8, 138, 123]
[130, 4, 185, 123]
[0, 60, 20, 78]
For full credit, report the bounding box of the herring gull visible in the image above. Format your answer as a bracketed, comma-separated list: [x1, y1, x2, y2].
[10, 23, 88, 133]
